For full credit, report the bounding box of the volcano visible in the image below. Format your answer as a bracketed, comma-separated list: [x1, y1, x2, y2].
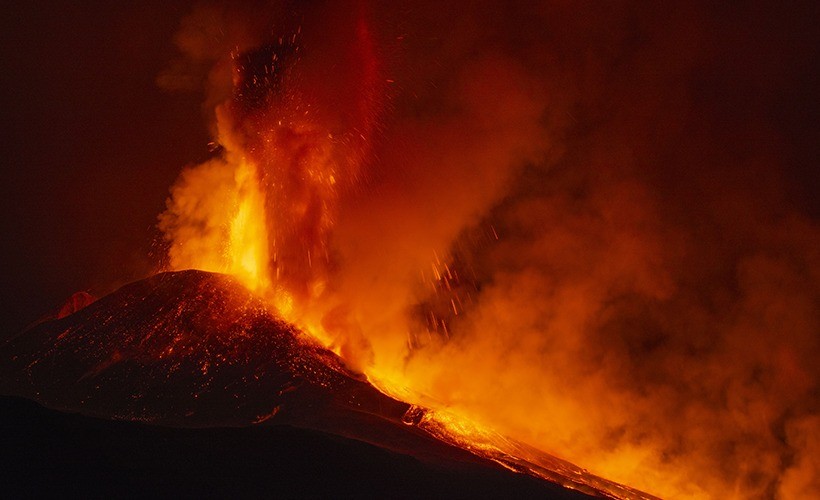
[0, 270, 408, 430]
[0, 271, 650, 498]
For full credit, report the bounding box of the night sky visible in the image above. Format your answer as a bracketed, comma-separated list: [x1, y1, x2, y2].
[0, 1, 209, 338]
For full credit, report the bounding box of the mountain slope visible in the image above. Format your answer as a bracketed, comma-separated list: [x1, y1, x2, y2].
[0, 270, 640, 497]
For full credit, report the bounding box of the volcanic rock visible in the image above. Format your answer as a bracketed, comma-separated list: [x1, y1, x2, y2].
[0, 271, 410, 437]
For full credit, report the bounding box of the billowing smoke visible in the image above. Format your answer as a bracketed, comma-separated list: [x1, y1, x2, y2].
[157, 1, 819, 498]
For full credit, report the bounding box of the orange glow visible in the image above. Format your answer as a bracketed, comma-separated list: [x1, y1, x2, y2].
[156, 3, 820, 499]
[159, 30, 710, 500]
[159, 154, 272, 294]
[227, 160, 271, 293]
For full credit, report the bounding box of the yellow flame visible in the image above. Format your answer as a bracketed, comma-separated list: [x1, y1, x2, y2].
[227, 161, 270, 293]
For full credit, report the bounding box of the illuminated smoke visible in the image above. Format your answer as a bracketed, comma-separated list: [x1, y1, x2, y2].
[157, 1, 819, 498]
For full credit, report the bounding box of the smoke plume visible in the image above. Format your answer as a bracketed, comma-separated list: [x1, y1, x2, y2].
[158, 1, 819, 497]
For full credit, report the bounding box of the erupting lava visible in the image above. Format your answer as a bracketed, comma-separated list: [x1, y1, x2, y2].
[159, 4, 385, 357]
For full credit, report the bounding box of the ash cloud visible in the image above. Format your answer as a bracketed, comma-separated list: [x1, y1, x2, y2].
[159, 1, 820, 497]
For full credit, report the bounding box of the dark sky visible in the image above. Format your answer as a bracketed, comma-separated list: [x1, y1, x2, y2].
[0, 2, 209, 337]
[1, 1, 818, 341]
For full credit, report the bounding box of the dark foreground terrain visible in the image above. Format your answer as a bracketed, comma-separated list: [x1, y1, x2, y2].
[0, 395, 589, 498]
